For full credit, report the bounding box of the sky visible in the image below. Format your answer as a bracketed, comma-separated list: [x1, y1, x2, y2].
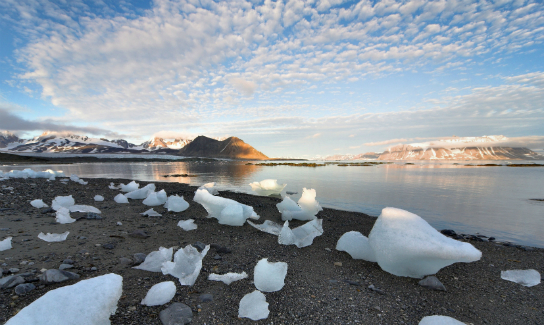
[1, 0, 544, 158]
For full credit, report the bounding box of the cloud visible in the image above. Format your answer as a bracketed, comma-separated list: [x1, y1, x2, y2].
[151, 131, 197, 140]
[229, 78, 258, 97]
[365, 138, 408, 146]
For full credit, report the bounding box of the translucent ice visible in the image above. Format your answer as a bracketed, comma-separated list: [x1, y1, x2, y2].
[419, 315, 465, 325]
[208, 272, 248, 285]
[0, 237, 12, 251]
[69, 205, 101, 214]
[30, 199, 48, 208]
[368, 207, 481, 278]
[141, 208, 162, 217]
[5, 273, 122, 325]
[247, 220, 283, 236]
[199, 182, 219, 195]
[52, 195, 75, 211]
[254, 258, 287, 292]
[114, 194, 129, 204]
[108, 182, 118, 190]
[177, 219, 197, 231]
[120, 181, 139, 192]
[193, 189, 259, 226]
[133, 247, 173, 272]
[3, 168, 64, 179]
[336, 231, 377, 262]
[276, 188, 322, 221]
[125, 184, 156, 200]
[38, 231, 70, 242]
[141, 281, 177, 306]
[501, 269, 541, 287]
[162, 244, 210, 286]
[278, 219, 323, 248]
[94, 195, 104, 201]
[70, 174, 87, 185]
[143, 190, 168, 206]
[164, 195, 189, 212]
[249, 179, 286, 196]
[56, 207, 76, 224]
[238, 290, 269, 321]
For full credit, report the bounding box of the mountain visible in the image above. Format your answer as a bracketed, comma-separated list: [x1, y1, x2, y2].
[178, 136, 269, 160]
[141, 137, 192, 150]
[0, 131, 19, 148]
[324, 152, 381, 161]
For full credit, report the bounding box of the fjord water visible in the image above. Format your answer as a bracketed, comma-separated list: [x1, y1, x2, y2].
[2, 160, 543, 247]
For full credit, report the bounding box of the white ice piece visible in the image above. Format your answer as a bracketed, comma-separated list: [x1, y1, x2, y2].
[199, 182, 219, 195]
[247, 220, 283, 236]
[69, 205, 101, 214]
[164, 195, 189, 212]
[254, 258, 287, 292]
[94, 195, 104, 202]
[143, 190, 168, 206]
[108, 182, 118, 190]
[140, 281, 177, 306]
[419, 315, 466, 325]
[193, 189, 259, 226]
[51, 195, 75, 211]
[119, 181, 139, 192]
[0, 237, 12, 251]
[56, 207, 76, 224]
[133, 247, 173, 272]
[162, 244, 210, 286]
[125, 184, 156, 200]
[336, 231, 377, 262]
[141, 208, 162, 217]
[114, 194, 129, 204]
[249, 179, 286, 196]
[238, 290, 269, 320]
[38, 231, 70, 242]
[30, 199, 48, 209]
[501, 269, 541, 287]
[177, 219, 197, 231]
[276, 188, 322, 221]
[278, 219, 323, 248]
[5, 273, 123, 325]
[208, 272, 248, 285]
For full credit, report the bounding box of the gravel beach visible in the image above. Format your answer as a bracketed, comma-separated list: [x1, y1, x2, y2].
[0, 176, 543, 324]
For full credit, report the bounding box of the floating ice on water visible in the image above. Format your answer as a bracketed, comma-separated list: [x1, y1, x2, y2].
[143, 190, 168, 206]
[177, 219, 197, 231]
[0, 237, 12, 251]
[114, 194, 129, 204]
[278, 219, 323, 248]
[238, 290, 269, 320]
[249, 179, 286, 196]
[141, 208, 162, 217]
[336, 231, 377, 262]
[247, 220, 283, 236]
[193, 189, 259, 226]
[69, 205, 101, 214]
[254, 258, 287, 292]
[125, 183, 156, 200]
[199, 182, 219, 195]
[56, 207, 76, 224]
[52, 195, 75, 211]
[141, 281, 177, 306]
[94, 195, 104, 202]
[165, 195, 189, 212]
[120, 181, 139, 192]
[133, 247, 173, 272]
[108, 182, 118, 190]
[5, 273, 123, 325]
[2, 168, 64, 179]
[162, 244, 209, 286]
[38, 231, 70, 242]
[501, 269, 541, 287]
[419, 315, 466, 325]
[30, 199, 48, 209]
[208, 272, 248, 285]
[276, 188, 322, 221]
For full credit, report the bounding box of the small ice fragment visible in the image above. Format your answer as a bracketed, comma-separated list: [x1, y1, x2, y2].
[247, 220, 283, 236]
[116, 222, 123, 226]
[177, 219, 197, 231]
[0, 237, 12, 251]
[69, 205, 101, 214]
[69, 174, 80, 182]
[125, 184, 156, 199]
[55, 207, 76, 224]
[193, 189, 259, 226]
[249, 179, 286, 196]
[78, 179, 88, 185]
[38, 231, 70, 242]
[143, 190, 167, 206]
[276, 188, 322, 221]
[501, 269, 541, 287]
[199, 182, 219, 195]
[254, 258, 287, 292]
[108, 182, 118, 190]
[141, 208, 162, 217]
[161, 244, 210, 286]
[30, 199, 48, 209]
[336, 231, 377, 262]
[120, 181, 139, 192]
[141, 281, 176, 306]
[419, 315, 466, 325]
[208, 272, 248, 285]
[133, 247, 173, 272]
[278, 219, 323, 248]
[165, 195, 189, 212]
[94, 195, 104, 202]
[51, 195, 75, 211]
[114, 194, 129, 204]
[238, 290, 269, 320]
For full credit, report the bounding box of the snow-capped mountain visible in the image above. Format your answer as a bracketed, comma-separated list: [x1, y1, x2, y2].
[324, 152, 381, 161]
[141, 136, 192, 150]
[0, 131, 20, 148]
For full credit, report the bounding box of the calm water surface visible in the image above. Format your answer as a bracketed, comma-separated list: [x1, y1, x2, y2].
[2, 160, 543, 247]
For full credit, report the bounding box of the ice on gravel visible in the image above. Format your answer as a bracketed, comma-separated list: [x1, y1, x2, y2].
[199, 182, 219, 195]
[5, 273, 122, 325]
[94, 195, 104, 202]
[133, 247, 173, 272]
[249, 179, 286, 196]
[141, 208, 162, 217]
[70, 174, 88, 185]
[69, 205, 101, 214]
[141, 281, 177, 306]
[247, 220, 283, 236]
[125, 184, 156, 200]
[52, 195, 75, 211]
[38, 231, 70, 242]
[208, 272, 248, 285]
[56, 207, 76, 224]
[336, 231, 377, 262]
[419, 315, 466, 324]
[177, 219, 197, 231]
[119, 181, 139, 192]
[501, 269, 541, 287]
[114, 194, 129, 204]
[276, 188, 322, 221]
[0, 237, 12, 251]
[108, 182, 118, 190]
[143, 190, 168, 206]
[30, 199, 48, 208]
[193, 189, 259, 226]
[254, 258, 287, 292]
[164, 195, 189, 212]
[278, 219, 323, 248]
[162, 244, 210, 286]
[238, 290, 269, 321]
[2, 168, 64, 179]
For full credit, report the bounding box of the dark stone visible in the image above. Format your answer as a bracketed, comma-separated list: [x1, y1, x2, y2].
[488, 237, 496, 241]
[102, 243, 116, 250]
[133, 253, 147, 265]
[14, 283, 36, 295]
[210, 243, 231, 254]
[41, 207, 54, 214]
[63, 259, 74, 264]
[440, 229, 457, 236]
[159, 303, 193, 325]
[419, 276, 446, 291]
[192, 241, 206, 252]
[129, 230, 150, 239]
[119, 257, 133, 266]
[198, 293, 213, 302]
[0, 275, 25, 289]
[39, 269, 80, 284]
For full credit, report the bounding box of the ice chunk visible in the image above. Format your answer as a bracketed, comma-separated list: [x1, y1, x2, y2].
[249, 179, 286, 196]
[419, 315, 466, 325]
[120, 181, 139, 192]
[368, 207, 482, 278]
[501, 269, 541, 287]
[38, 231, 70, 242]
[94, 195, 104, 201]
[278, 219, 323, 248]
[254, 258, 287, 292]
[276, 188, 322, 221]
[125, 183, 156, 200]
[208, 272, 248, 285]
[0, 237, 12, 251]
[162, 244, 209, 286]
[141, 281, 176, 306]
[108, 182, 118, 190]
[141, 208, 162, 217]
[5, 273, 122, 325]
[177, 219, 197, 231]
[30, 199, 48, 209]
[247, 220, 283, 236]
[56, 207, 76, 224]
[165, 195, 189, 212]
[336, 231, 377, 262]
[238, 290, 269, 320]
[114, 193, 129, 204]
[143, 190, 168, 206]
[199, 182, 219, 195]
[193, 189, 259, 226]
[69, 205, 101, 214]
[133, 247, 173, 272]
[51, 195, 75, 211]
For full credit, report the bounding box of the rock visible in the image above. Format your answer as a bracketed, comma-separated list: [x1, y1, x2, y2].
[91, 267, 97, 271]
[39, 269, 80, 284]
[133, 253, 147, 265]
[14, 283, 35, 295]
[192, 241, 206, 252]
[59, 264, 74, 270]
[41, 207, 54, 214]
[129, 230, 150, 239]
[440, 229, 457, 237]
[63, 259, 74, 264]
[9, 268, 19, 273]
[198, 293, 213, 302]
[102, 243, 116, 250]
[119, 257, 133, 266]
[0, 275, 25, 289]
[210, 244, 231, 254]
[419, 276, 446, 291]
[159, 303, 193, 325]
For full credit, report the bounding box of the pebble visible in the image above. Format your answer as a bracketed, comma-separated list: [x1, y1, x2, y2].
[199, 293, 213, 302]
[90, 267, 97, 271]
[119, 257, 133, 266]
[63, 259, 74, 264]
[59, 264, 74, 270]
[133, 253, 147, 265]
[14, 283, 36, 295]
[129, 230, 150, 239]
[192, 241, 206, 252]
[210, 244, 231, 254]
[102, 243, 116, 250]
[159, 303, 193, 325]
[9, 268, 19, 273]
[418, 276, 446, 291]
[0, 275, 25, 289]
[39, 269, 80, 284]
